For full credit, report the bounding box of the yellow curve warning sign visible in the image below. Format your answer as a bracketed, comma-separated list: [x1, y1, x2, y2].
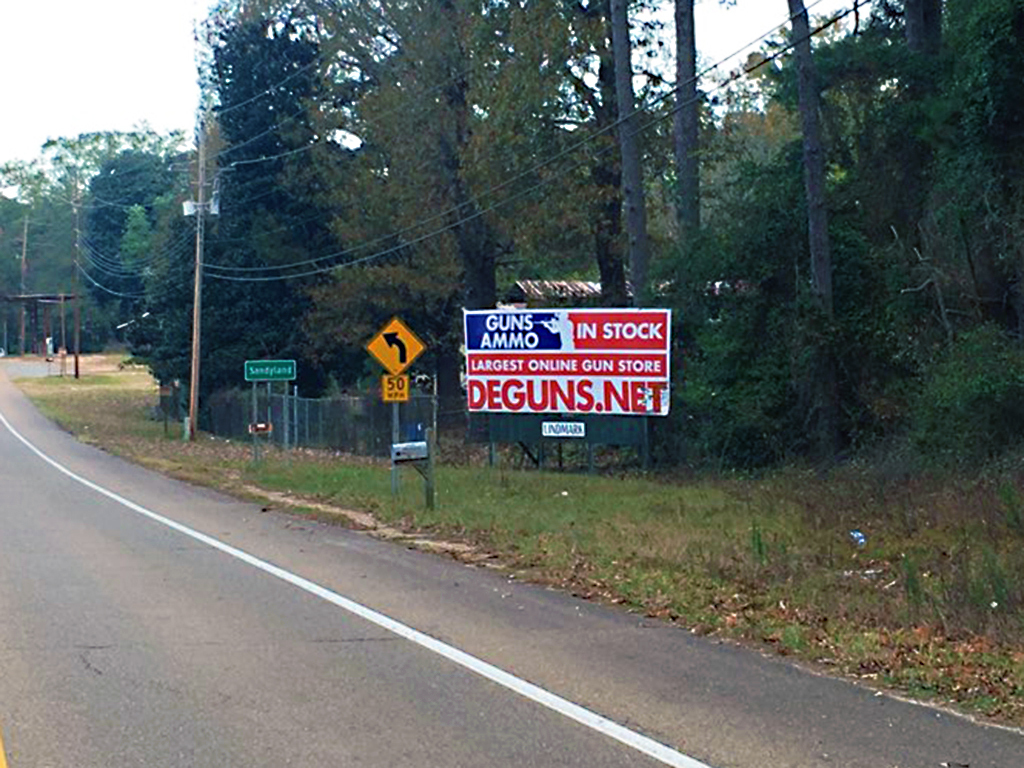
[366, 316, 426, 375]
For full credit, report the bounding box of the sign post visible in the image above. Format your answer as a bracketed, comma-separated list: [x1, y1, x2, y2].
[252, 381, 258, 462]
[244, 359, 297, 461]
[366, 318, 427, 500]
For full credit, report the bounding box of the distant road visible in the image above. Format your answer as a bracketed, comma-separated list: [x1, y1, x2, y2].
[0, 363, 1020, 767]
[0, 358, 54, 380]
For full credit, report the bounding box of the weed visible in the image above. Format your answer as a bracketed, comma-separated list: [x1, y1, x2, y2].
[780, 624, 808, 654]
[982, 546, 1010, 611]
[750, 519, 767, 567]
[902, 555, 926, 618]
[998, 483, 1024, 534]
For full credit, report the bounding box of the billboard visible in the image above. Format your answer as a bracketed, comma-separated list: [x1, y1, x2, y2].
[463, 308, 672, 416]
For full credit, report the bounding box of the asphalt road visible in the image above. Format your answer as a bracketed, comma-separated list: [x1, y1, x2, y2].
[0, 363, 1020, 767]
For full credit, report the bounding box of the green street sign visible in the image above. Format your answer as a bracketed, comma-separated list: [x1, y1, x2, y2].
[245, 359, 296, 382]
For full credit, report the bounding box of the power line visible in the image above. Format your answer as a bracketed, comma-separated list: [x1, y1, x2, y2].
[200, 0, 857, 282]
[66, 0, 857, 321]
[79, 229, 193, 272]
[79, 244, 189, 281]
[75, 263, 147, 299]
[207, 0, 582, 172]
[215, 57, 323, 118]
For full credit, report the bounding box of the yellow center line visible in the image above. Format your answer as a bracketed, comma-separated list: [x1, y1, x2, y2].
[0, 724, 9, 768]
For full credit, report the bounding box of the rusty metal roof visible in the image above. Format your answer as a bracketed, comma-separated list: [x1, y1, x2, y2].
[2, 293, 78, 303]
[512, 280, 604, 302]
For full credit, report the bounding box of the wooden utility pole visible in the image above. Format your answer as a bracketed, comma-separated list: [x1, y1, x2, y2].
[610, 0, 650, 307]
[74, 298, 81, 379]
[73, 186, 82, 378]
[673, 0, 700, 237]
[188, 121, 208, 440]
[20, 215, 28, 355]
[60, 293, 67, 376]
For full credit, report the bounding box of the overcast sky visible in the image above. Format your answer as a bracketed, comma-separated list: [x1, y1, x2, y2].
[0, 0, 852, 167]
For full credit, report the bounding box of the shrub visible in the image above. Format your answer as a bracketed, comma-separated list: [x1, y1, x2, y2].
[911, 325, 1024, 463]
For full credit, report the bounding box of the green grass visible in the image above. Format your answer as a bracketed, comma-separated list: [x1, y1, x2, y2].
[15, 362, 1024, 726]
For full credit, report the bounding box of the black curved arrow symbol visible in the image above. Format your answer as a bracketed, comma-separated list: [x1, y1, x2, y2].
[383, 332, 407, 364]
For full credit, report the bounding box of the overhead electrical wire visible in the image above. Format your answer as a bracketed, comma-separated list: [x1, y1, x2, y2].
[214, 57, 323, 118]
[75, 263, 148, 299]
[204, 0, 656, 223]
[78, 242, 191, 280]
[77, 236, 202, 300]
[208, 0, 838, 233]
[72, 0, 854, 296]
[65, 1, 859, 307]
[208, 0, 581, 172]
[203, 1, 866, 284]
[79, 227, 194, 269]
[200, 0, 856, 282]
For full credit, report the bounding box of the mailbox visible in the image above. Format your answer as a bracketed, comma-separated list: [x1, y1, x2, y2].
[392, 441, 428, 462]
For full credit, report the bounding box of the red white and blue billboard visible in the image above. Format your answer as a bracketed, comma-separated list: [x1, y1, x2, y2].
[463, 308, 672, 416]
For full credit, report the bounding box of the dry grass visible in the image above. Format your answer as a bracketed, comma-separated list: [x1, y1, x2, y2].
[12, 356, 1024, 727]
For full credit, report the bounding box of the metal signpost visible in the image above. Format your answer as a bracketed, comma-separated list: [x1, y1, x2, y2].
[366, 317, 427, 498]
[463, 308, 672, 469]
[244, 359, 297, 462]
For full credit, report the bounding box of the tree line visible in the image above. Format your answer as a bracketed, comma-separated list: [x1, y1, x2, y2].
[3, 0, 1023, 469]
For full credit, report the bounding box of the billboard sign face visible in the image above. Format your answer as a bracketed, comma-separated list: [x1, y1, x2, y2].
[463, 308, 671, 416]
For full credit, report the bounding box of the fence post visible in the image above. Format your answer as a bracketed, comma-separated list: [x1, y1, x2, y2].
[642, 415, 650, 471]
[432, 375, 439, 448]
[251, 381, 259, 463]
[294, 386, 300, 448]
[283, 383, 289, 450]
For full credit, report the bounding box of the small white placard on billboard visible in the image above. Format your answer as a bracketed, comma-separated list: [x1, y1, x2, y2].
[542, 421, 586, 438]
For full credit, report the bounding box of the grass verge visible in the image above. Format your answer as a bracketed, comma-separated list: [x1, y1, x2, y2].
[13, 359, 1024, 727]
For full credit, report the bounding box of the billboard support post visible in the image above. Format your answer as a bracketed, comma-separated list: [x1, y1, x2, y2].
[642, 416, 650, 471]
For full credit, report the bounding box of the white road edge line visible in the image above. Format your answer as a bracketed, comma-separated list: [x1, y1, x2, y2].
[0, 410, 713, 768]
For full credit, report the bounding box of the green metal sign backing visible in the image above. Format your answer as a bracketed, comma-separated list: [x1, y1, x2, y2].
[244, 359, 296, 382]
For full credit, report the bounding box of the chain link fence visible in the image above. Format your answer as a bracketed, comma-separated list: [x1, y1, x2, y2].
[206, 388, 436, 458]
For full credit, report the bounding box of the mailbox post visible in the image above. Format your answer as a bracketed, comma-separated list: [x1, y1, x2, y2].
[244, 359, 296, 462]
[390, 429, 435, 509]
